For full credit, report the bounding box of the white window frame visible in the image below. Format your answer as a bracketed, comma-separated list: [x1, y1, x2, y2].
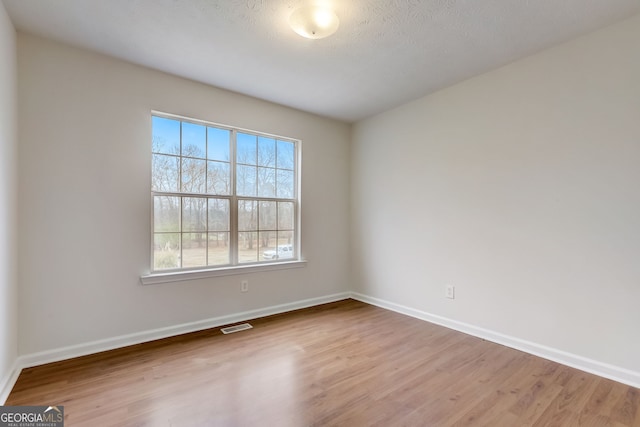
[141, 112, 305, 285]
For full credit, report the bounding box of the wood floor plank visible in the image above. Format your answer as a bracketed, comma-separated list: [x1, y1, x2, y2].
[445, 353, 542, 426]
[577, 377, 615, 424]
[531, 370, 597, 426]
[6, 299, 640, 426]
[611, 387, 640, 426]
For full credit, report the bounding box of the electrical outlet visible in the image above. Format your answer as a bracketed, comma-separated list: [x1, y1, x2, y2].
[240, 280, 249, 293]
[445, 285, 455, 299]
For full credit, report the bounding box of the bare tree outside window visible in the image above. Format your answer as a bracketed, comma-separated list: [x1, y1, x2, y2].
[151, 114, 298, 271]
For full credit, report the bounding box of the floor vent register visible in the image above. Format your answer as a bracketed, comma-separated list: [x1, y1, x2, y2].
[220, 323, 253, 334]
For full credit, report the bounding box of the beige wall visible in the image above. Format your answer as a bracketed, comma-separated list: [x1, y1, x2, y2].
[0, 0, 18, 401]
[17, 33, 351, 355]
[351, 14, 640, 377]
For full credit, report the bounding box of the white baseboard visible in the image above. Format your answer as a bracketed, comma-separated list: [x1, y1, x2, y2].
[350, 292, 640, 389]
[6, 291, 637, 404]
[11, 292, 350, 384]
[0, 359, 21, 404]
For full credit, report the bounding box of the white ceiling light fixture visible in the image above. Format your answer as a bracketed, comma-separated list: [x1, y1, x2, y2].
[289, 5, 339, 39]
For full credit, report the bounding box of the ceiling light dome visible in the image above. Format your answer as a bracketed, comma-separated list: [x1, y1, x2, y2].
[289, 5, 339, 39]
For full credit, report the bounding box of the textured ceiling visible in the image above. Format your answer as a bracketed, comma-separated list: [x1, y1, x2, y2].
[3, 0, 640, 122]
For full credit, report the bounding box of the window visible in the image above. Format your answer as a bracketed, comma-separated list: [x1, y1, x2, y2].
[151, 113, 299, 272]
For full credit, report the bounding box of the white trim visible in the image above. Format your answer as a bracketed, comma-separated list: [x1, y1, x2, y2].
[151, 111, 300, 143]
[18, 292, 349, 369]
[350, 292, 640, 389]
[0, 358, 21, 404]
[141, 260, 307, 285]
[9, 292, 637, 402]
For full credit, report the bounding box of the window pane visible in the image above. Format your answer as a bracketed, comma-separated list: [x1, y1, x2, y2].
[207, 161, 230, 195]
[152, 154, 179, 192]
[208, 127, 230, 162]
[259, 201, 276, 230]
[182, 197, 207, 232]
[277, 169, 294, 199]
[181, 158, 206, 193]
[257, 167, 276, 197]
[208, 232, 229, 266]
[154, 233, 180, 270]
[182, 122, 206, 159]
[278, 202, 294, 230]
[258, 137, 276, 167]
[259, 231, 277, 261]
[152, 116, 180, 155]
[277, 140, 294, 170]
[154, 196, 180, 232]
[238, 232, 258, 263]
[182, 233, 207, 268]
[238, 200, 257, 231]
[207, 199, 229, 232]
[236, 165, 257, 197]
[237, 133, 257, 165]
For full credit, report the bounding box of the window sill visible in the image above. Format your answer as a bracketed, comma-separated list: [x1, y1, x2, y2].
[140, 260, 307, 285]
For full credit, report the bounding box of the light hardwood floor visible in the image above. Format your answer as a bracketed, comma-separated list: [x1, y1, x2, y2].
[7, 299, 640, 426]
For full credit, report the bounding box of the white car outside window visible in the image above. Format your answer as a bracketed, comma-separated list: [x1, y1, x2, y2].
[263, 244, 293, 260]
